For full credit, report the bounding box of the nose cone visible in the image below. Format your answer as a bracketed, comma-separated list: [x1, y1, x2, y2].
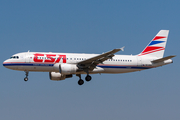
[3, 60, 9, 68]
[3, 59, 19, 70]
[3, 59, 13, 69]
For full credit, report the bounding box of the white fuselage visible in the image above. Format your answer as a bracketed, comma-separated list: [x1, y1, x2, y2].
[2, 30, 174, 85]
[3, 52, 172, 74]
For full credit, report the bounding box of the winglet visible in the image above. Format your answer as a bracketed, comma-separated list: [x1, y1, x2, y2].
[120, 46, 125, 51]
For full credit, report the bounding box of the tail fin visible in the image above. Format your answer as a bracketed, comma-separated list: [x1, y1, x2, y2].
[138, 30, 169, 58]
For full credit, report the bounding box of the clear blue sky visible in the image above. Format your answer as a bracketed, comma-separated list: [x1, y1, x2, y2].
[0, 0, 180, 120]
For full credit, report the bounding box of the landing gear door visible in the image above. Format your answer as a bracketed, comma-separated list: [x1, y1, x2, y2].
[137, 57, 142, 66]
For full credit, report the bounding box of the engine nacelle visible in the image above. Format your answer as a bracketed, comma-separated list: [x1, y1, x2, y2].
[60, 64, 78, 74]
[49, 72, 66, 81]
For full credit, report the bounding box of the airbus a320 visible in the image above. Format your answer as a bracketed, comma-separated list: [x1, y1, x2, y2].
[3, 30, 175, 85]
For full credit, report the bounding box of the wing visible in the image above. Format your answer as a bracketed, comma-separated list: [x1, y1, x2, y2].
[77, 47, 124, 71]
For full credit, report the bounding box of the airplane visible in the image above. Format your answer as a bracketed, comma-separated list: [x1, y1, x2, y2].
[3, 30, 175, 85]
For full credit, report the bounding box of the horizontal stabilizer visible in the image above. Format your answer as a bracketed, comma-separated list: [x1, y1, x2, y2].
[151, 55, 176, 63]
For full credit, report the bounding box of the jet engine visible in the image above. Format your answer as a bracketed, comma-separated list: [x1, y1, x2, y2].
[60, 64, 78, 74]
[49, 72, 66, 81]
[53, 63, 78, 74]
[49, 72, 73, 81]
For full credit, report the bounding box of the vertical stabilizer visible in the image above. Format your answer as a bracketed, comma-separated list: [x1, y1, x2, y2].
[138, 30, 169, 58]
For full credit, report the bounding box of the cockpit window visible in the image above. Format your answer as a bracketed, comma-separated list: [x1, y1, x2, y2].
[10, 56, 19, 59]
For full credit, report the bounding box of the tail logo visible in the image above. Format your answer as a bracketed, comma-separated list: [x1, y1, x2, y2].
[139, 36, 166, 56]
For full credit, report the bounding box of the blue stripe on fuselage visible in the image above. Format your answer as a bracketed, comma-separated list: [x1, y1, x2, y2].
[3, 63, 150, 69]
[3, 63, 54, 66]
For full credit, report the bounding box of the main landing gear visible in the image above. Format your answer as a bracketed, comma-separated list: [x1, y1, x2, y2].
[85, 75, 92, 82]
[77, 74, 92, 85]
[24, 71, 29, 81]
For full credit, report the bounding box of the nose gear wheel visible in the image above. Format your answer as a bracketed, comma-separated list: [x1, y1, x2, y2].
[24, 71, 29, 81]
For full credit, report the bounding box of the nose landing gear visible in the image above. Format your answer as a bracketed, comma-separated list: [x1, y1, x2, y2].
[24, 71, 29, 81]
